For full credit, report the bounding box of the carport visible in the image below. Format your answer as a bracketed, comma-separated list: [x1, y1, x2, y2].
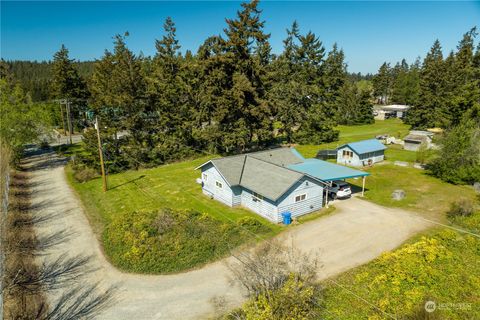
[288, 159, 370, 205]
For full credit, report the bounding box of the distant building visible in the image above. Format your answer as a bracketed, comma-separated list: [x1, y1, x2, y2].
[403, 130, 433, 151]
[337, 139, 387, 166]
[374, 105, 410, 120]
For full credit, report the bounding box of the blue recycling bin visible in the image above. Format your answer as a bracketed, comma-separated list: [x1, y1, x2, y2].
[282, 212, 292, 225]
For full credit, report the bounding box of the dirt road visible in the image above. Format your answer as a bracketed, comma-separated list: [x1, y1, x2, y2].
[27, 150, 429, 319]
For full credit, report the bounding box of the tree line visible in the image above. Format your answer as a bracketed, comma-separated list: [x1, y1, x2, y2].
[372, 28, 480, 129]
[2, 0, 375, 170]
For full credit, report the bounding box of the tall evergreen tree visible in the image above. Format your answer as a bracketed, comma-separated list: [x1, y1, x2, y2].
[197, 0, 273, 153]
[407, 40, 450, 128]
[372, 62, 392, 104]
[51, 45, 88, 132]
[449, 28, 479, 125]
[148, 17, 194, 163]
[89, 33, 147, 167]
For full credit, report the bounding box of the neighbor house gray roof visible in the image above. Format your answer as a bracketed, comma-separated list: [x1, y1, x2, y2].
[404, 134, 428, 143]
[196, 147, 308, 201]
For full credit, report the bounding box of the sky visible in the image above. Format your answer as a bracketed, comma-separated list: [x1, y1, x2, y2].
[1, 1, 480, 74]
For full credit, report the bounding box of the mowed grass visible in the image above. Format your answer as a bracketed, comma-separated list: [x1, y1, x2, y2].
[67, 155, 281, 233]
[296, 118, 411, 158]
[347, 164, 477, 220]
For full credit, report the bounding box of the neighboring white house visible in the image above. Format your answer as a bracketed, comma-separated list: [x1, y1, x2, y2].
[403, 130, 434, 151]
[337, 139, 386, 166]
[196, 148, 369, 223]
[374, 105, 410, 120]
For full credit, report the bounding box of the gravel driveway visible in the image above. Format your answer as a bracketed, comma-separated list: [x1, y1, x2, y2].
[27, 150, 429, 320]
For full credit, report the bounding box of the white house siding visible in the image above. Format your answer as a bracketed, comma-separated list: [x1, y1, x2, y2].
[337, 147, 384, 166]
[240, 188, 279, 222]
[337, 146, 362, 166]
[276, 177, 324, 220]
[231, 186, 242, 206]
[201, 163, 233, 207]
[358, 150, 384, 165]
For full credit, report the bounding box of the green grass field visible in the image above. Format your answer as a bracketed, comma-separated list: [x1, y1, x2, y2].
[296, 118, 411, 158]
[347, 164, 477, 220]
[67, 156, 282, 229]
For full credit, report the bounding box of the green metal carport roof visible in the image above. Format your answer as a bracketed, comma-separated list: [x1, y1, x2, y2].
[288, 158, 370, 181]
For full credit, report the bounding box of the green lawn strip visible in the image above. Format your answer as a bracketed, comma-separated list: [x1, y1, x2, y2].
[321, 219, 480, 319]
[384, 144, 417, 163]
[346, 164, 476, 220]
[297, 205, 337, 224]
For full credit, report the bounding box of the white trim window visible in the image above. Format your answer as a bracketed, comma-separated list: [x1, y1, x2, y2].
[203, 173, 208, 181]
[342, 149, 353, 159]
[215, 181, 223, 189]
[252, 192, 263, 202]
[295, 194, 307, 203]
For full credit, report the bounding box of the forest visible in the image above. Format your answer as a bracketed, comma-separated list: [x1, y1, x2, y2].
[1, 0, 479, 181]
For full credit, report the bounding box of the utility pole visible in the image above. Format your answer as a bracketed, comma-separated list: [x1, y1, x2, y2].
[65, 99, 73, 145]
[59, 102, 67, 135]
[95, 116, 108, 192]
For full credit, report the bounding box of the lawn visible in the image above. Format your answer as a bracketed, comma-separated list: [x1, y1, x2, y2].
[66, 155, 282, 273]
[347, 164, 477, 221]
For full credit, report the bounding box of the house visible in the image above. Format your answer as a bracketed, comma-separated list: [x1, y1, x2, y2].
[196, 148, 369, 223]
[337, 139, 386, 166]
[403, 130, 433, 151]
[374, 105, 410, 120]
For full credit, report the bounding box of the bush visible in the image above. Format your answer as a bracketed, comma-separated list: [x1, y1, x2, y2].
[236, 216, 266, 233]
[224, 240, 322, 319]
[447, 199, 474, 218]
[73, 167, 97, 183]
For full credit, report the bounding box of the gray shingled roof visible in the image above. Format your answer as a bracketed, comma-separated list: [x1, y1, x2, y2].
[197, 147, 307, 201]
[239, 157, 304, 201]
[248, 148, 304, 167]
[404, 134, 428, 143]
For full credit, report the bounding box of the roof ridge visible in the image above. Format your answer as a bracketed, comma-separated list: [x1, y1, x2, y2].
[238, 155, 248, 185]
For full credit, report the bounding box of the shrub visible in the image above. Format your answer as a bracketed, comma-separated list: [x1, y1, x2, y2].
[447, 199, 474, 218]
[73, 167, 97, 183]
[224, 240, 322, 319]
[236, 216, 265, 233]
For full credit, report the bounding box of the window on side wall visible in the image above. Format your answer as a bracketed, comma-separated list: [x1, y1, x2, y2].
[203, 173, 208, 181]
[295, 194, 307, 202]
[216, 181, 222, 188]
[252, 192, 263, 202]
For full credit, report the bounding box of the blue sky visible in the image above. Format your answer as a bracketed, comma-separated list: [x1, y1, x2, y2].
[1, 1, 479, 74]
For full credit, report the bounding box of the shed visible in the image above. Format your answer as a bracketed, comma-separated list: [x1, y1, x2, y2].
[403, 130, 433, 151]
[337, 139, 386, 166]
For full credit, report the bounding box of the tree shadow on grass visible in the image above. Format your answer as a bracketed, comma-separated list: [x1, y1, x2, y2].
[109, 175, 146, 190]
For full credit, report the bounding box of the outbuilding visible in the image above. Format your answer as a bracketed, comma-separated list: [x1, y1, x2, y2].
[403, 130, 433, 151]
[337, 139, 386, 166]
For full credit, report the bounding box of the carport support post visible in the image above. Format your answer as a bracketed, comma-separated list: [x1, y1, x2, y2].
[362, 176, 366, 197]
